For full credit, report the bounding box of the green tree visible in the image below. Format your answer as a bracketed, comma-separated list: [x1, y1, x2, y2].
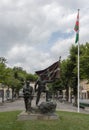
[60, 59, 74, 101]
[0, 57, 7, 83]
[4, 67, 22, 100]
[26, 73, 38, 81]
[80, 43, 89, 79]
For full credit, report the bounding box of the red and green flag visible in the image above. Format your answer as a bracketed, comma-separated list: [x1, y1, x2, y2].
[74, 11, 79, 43]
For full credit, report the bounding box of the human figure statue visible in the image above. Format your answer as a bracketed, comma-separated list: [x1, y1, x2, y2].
[23, 81, 33, 112]
[34, 77, 49, 106]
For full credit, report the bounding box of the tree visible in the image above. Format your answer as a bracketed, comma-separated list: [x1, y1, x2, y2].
[60, 59, 74, 101]
[0, 57, 7, 83]
[79, 43, 89, 79]
[4, 67, 23, 99]
[65, 43, 89, 104]
[0, 57, 7, 64]
[26, 73, 38, 82]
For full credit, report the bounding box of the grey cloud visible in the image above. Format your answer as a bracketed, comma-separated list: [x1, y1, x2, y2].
[7, 45, 53, 73]
[0, 0, 89, 73]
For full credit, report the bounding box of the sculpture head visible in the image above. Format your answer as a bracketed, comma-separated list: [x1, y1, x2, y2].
[26, 80, 30, 87]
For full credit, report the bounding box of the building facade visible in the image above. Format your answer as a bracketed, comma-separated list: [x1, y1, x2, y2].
[80, 80, 89, 99]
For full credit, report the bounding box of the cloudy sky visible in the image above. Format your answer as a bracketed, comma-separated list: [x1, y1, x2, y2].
[0, 0, 89, 73]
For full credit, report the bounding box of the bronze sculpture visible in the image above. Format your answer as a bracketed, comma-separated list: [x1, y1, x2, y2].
[35, 77, 51, 106]
[23, 81, 33, 112]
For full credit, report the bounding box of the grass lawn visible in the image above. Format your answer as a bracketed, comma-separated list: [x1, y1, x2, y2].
[0, 110, 89, 130]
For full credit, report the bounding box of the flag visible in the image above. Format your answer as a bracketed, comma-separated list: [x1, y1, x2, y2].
[74, 11, 79, 43]
[35, 61, 60, 81]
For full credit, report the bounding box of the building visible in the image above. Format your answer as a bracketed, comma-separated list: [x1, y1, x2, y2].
[0, 83, 12, 102]
[80, 80, 89, 99]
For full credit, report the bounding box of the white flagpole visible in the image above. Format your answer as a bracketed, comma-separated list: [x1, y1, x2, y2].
[77, 9, 80, 113]
[78, 35, 80, 112]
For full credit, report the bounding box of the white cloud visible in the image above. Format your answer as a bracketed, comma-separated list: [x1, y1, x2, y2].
[7, 44, 53, 73]
[0, 0, 89, 73]
[51, 38, 74, 60]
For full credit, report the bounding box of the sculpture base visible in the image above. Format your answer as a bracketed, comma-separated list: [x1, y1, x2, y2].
[17, 111, 59, 121]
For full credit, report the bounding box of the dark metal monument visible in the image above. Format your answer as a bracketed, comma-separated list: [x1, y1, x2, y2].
[23, 81, 33, 112]
[18, 60, 60, 120]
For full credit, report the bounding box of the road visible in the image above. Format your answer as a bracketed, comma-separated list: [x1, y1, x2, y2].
[0, 98, 89, 114]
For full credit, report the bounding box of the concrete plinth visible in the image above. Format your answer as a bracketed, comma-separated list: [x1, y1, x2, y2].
[17, 111, 59, 121]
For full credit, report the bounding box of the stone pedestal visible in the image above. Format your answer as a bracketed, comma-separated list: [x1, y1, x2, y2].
[17, 111, 59, 120]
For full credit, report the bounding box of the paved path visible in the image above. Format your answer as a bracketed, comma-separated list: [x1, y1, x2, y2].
[0, 98, 89, 114]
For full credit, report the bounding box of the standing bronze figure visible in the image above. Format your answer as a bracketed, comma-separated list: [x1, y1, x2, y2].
[23, 81, 33, 112]
[35, 77, 49, 106]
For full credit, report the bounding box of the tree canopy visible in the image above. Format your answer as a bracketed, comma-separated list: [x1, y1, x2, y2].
[50, 42, 89, 102]
[0, 58, 37, 94]
[0, 42, 89, 102]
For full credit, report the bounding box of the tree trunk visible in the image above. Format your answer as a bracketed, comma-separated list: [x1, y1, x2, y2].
[73, 95, 77, 106]
[66, 86, 69, 101]
[12, 88, 15, 101]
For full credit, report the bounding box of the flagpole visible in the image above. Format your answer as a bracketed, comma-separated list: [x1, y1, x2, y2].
[77, 9, 80, 113]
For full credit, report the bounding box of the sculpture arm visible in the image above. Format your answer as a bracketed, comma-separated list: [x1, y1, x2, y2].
[45, 79, 55, 83]
[34, 80, 38, 92]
